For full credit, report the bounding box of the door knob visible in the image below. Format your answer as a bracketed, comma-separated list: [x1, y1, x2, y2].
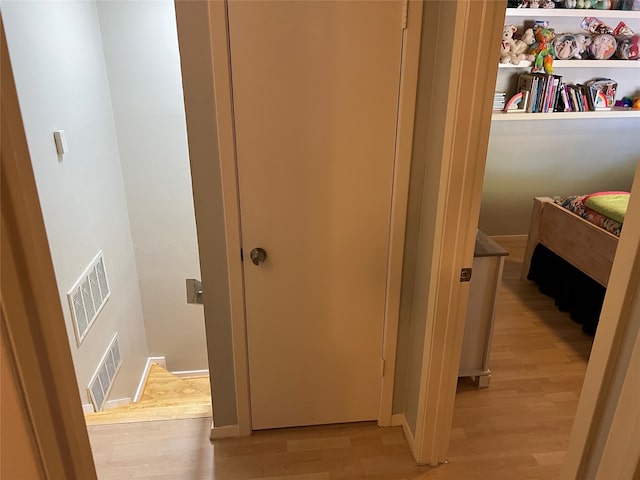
[250, 247, 267, 266]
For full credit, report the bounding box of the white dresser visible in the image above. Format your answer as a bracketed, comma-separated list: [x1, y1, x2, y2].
[458, 231, 508, 387]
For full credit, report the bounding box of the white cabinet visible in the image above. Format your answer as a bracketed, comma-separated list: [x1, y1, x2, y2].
[496, 8, 640, 120]
[458, 232, 508, 388]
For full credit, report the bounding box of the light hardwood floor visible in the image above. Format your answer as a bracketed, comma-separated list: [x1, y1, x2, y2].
[88, 236, 593, 479]
[85, 365, 211, 426]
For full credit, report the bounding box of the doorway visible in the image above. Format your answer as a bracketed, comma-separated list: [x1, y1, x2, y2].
[1, 0, 211, 425]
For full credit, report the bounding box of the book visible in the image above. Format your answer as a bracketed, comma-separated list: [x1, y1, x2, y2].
[517, 73, 538, 113]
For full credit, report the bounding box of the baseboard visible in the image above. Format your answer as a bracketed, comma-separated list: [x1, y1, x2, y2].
[171, 369, 209, 378]
[104, 397, 131, 410]
[82, 403, 95, 414]
[390, 413, 404, 427]
[134, 356, 166, 402]
[210, 422, 240, 440]
[397, 413, 417, 460]
[490, 234, 528, 243]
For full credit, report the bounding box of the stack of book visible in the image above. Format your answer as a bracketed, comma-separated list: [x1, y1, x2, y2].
[516, 73, 563, 113]
[514, 74, 617, 113]
[493, 92, 507, 111]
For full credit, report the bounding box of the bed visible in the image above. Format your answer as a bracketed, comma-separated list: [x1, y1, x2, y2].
[521, 197, 619, 287]
[521, 195, 625, 334]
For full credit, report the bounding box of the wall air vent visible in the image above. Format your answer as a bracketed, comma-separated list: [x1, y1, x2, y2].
[67, 251, 110, 346]
[87, 334, 122, 412]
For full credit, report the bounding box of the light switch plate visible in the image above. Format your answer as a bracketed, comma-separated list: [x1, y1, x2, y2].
[53, 130, 68, 155]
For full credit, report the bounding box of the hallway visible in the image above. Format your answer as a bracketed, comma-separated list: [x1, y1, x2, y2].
[88, 237, 592, 479]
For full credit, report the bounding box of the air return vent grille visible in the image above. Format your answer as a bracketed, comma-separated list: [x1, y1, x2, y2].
[87, 335, 122, 412]
[67, 251, 110, 346]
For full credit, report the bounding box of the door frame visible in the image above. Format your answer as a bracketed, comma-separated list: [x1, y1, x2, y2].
[203, 0, 424, 433]
[407, 0, 507, 464]
[1, 20, 98, 480]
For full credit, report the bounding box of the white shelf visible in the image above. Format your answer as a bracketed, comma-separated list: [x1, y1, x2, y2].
[499, 60, 640, 69]
[492, 108, 640, 120]
[505, 7, 640, 19]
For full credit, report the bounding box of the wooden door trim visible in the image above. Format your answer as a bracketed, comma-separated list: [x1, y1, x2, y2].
[207, 1, 422, 431]
[411, 0, 505, 465]
[378, 0, 424, 427]
[1, 21, 98, 479]
[208, 0, 252, 436]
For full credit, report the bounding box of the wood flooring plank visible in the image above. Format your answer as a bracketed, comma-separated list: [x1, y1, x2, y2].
[87, 236, 593, 479]
[287, 436, 352, 452]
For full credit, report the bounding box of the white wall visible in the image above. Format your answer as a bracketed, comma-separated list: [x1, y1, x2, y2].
[480, 118, 640, 235]
[2, 1, 149, 401]
[97, 0, 207, 372]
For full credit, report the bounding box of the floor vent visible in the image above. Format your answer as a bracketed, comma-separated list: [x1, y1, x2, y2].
[67, 251, 110, 346]
[88, 335, 122, 412]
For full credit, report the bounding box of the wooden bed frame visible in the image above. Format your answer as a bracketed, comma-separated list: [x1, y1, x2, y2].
[521, 197, 619, 287]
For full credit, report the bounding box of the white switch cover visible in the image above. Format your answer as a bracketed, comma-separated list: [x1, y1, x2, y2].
[53, 130, 68, 155]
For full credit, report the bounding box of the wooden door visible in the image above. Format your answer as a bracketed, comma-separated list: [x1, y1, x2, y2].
[228, 1, 404, 429]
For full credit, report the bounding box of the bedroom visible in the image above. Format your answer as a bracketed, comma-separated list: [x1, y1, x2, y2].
[458, 5, 640, 476]
[479, 7, 639, 331]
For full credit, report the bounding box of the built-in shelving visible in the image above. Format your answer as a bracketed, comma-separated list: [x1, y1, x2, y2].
[496, 8, 640, 121]
[492, 107, 640, 120]
[499, 60, 640, 69]
[505, 7, 640, 19]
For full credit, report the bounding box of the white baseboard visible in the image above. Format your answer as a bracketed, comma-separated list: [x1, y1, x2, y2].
[171, 369, 209, 378]
[134, 356, 166, 402]
[210, 422, 240, 440]
[82, 403, 95, 414]
[390, 413, 404, 427]
[489, 234, 528, 242]
[104, 397, 131, 410]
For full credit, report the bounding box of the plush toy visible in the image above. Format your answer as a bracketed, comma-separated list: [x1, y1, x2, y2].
[575, 34, 592, 58]
[500, 25, 519, 64]
[512, 28, 536, 63]
[576, 0, 593, 7]
[615, 0, 640, 10]
[529, 25, 556, 73]
[592, 0, 613, 7]
[516, 0, 540, 7]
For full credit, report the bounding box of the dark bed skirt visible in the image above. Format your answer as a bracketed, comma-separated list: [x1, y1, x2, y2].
[527, 244, 605, 335]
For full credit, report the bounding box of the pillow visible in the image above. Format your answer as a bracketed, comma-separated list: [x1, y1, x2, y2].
[583, 191, 630, 224]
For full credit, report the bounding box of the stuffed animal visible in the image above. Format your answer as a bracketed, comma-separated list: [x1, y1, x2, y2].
[615, 0, 640, 10]
[516, 0, 540, 6]
[554, 33, 592, 59]
[592, 0, 612, 7]
[512, 28, 536, 63]
[576, 0, 593, 7]
[575, 34, 592, 58]
[529, 25, 556, 73]
[500, 25, 519, 64]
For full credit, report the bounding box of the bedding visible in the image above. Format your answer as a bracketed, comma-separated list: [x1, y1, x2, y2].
[584, 191, 630, 224]
[556, 194, 623, 237]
